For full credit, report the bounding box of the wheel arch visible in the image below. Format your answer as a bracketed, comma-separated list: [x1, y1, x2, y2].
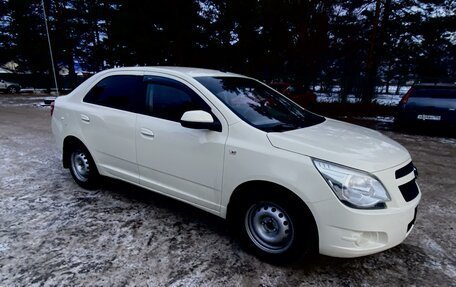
[226, 180, 320, 253]
[227, 180, 318, 228]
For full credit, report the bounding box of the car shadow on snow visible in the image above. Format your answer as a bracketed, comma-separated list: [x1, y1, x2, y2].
[95, 176, 231, 235]
[86, 177, 432, 272]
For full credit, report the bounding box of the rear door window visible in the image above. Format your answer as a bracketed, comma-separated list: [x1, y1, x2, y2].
[84, 75, 145, 112]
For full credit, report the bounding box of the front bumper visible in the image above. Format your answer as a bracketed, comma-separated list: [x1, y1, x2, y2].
[311, 160, 421, 258]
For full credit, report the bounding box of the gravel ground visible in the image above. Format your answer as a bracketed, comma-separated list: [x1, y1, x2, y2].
[0, 95, 455, 286]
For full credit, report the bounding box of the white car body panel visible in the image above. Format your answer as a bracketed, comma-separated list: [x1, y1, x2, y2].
[219, 120, 335, 217]
[51, 66, 421, 258]
[80, 104, 139, 183]
[136, 113, 227, 212]
[267, 118, 410, 173]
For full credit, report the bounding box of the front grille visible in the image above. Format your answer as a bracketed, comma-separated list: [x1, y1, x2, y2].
[399, 179, 419, 202]
[395, 161, 416, 179]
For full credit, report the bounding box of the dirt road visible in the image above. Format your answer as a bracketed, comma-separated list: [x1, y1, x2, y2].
[1, 95, 455, 286]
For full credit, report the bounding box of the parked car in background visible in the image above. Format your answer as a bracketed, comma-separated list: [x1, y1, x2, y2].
[269, 82, 317, 108]
[397, 83, 456, 128]
[52, 67, 420, 262]
[0, 79, 21, 93]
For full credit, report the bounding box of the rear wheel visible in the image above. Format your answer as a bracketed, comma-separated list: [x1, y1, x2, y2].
[69, 144, 99, 189]
[234, 189, 317, 262]
[7, 86, 19, 94]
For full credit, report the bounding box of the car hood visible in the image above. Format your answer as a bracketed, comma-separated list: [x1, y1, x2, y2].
[267, 118, 410, 172]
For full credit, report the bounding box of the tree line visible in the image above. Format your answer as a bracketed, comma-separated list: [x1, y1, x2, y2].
[0, 0, 455, 101]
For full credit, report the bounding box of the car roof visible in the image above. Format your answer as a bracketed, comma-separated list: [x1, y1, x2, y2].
[103, 66, 244, 79]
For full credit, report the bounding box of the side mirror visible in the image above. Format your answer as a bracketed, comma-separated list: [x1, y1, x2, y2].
[180, 110, 221, 132]
[0, 79, 4, 83]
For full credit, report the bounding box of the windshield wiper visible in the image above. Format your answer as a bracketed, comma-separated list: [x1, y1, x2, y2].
[261, 122, 299, 132]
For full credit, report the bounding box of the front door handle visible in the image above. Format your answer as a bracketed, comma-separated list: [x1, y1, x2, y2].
[81, 114, 90, 123]
[140, 128, 155, 138]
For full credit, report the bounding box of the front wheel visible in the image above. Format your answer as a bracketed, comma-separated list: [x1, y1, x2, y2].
[245, 201, 295, 254]
[69, 145, 99, 189]
[235, 191, 318, 262]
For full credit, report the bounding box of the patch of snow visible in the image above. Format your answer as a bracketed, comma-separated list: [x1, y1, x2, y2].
[0, 243, 10, 252]
[420, 234, 456, 279]
[357, 116, 395, 123]
[316, 93, 403, 106]
[314, 85, 409, 106]
[443, 31, 456, 45]
[438, 138, 456, 145]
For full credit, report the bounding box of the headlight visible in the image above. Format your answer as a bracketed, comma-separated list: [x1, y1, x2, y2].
[313, 159, 391, 209]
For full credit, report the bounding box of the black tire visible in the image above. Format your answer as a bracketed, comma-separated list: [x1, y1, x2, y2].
[7, 86, 19, 94]
[68, 144, 99, 189]
[233, 189, 318, 262]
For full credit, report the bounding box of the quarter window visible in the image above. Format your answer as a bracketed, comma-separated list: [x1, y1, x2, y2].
[84, 75, 144, 112]
[145, 78, 210, 122]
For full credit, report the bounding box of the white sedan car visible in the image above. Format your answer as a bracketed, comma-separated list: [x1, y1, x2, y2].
[52, 67, 420, 261]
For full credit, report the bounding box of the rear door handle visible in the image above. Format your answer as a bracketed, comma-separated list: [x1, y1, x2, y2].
[81, 114, 90, 123]
[140, 128, 154, 138]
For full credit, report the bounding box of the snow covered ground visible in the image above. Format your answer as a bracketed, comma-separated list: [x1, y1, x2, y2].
[314, 85, 410, 106]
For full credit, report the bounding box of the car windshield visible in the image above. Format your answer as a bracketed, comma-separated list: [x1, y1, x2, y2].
[196, 76, 325, 132]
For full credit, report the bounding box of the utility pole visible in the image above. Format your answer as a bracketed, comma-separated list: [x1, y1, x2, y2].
[363, 0, 382, 103]
[41, 0, 59, 96]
